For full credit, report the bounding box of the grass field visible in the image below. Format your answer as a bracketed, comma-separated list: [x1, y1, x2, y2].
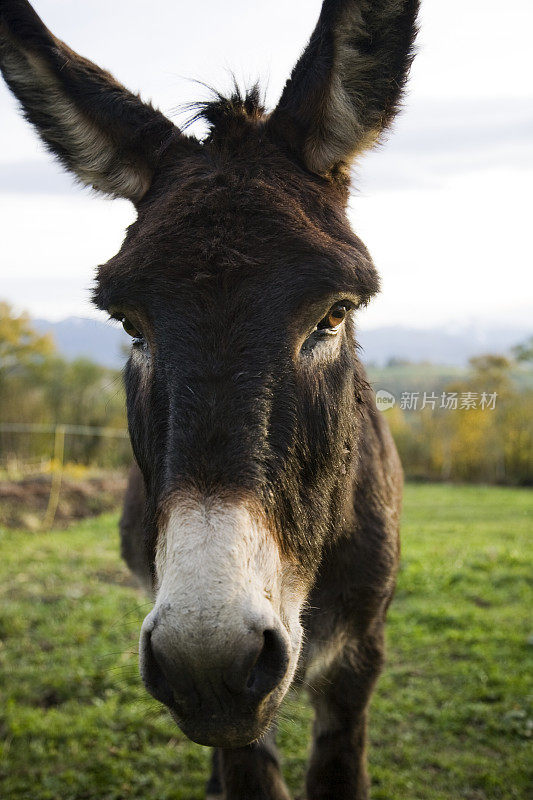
[0, 484, 531, 799]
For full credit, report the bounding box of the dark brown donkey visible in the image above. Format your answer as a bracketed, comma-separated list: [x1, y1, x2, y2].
[1, 1, 419, 797]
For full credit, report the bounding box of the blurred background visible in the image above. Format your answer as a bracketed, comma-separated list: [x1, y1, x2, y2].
[1, 4, 532, 800]
[0, 0, 532, 523]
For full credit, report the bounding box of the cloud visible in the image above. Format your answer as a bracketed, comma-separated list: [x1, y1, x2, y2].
[394, 97, 532, 153]
[0, 159, 82, 196]
[355, 96, 533, 193]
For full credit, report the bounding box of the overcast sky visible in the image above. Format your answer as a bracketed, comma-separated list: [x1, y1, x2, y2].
[1, 0, 532, 330]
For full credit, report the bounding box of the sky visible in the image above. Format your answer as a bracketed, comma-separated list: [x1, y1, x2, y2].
[1, 0, 532, 331]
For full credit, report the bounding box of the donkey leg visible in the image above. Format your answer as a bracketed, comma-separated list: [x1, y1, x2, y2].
[206, 748, 224, 799]
[305, 634, 384, 800]
[210, 723, 291, 800]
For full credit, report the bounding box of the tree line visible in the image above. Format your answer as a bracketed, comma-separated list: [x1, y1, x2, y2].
[384, 351, 532, 485]
[0, 301, 531, 484]
[0, 302, 130, 471]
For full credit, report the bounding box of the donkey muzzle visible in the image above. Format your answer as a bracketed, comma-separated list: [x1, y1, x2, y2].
[139, 609, 290, 746]
[138, 499, 302, 745]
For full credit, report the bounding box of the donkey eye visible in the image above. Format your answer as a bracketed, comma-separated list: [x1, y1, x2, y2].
[317, 302, 349, 333]
[121, 316, 143, 341]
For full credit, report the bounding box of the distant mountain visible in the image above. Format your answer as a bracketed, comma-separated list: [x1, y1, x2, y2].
[34, 317, 126, 370]
[357, 324, 531, 367]
[34, 316, 530, 369]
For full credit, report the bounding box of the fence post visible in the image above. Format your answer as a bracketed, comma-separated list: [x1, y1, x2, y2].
[42, 424, 66, 530]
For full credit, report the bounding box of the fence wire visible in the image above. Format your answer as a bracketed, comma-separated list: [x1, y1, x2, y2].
[0, 422, 132, 529]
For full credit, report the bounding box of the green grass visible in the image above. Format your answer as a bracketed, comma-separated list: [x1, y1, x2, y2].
[0, 484, 531, 799]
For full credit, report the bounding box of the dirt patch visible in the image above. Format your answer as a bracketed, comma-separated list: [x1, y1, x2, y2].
[0, 472, 127, 529]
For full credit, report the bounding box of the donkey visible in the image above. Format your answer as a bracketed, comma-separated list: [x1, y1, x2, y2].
[1, 1, 419, 797]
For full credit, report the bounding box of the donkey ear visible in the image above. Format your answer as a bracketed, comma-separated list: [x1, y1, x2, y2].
[269, 0, 420, 178]
[0, 0, 184, 203]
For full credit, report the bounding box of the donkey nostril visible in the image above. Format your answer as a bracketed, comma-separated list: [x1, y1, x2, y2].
[223, 627, 289, 698]
[140, 622, 199, 714]
[140, 628, 175, 708]
[246, 628, 289, 699]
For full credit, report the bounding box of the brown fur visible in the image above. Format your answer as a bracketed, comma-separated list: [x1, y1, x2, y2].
[1, 2, 420, 797]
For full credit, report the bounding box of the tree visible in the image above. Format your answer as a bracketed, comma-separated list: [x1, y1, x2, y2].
[511, 336, 533, 364]
[0, 301, 54, 392]
[468, 354, 512, 389]
[0, 304, 129, 469]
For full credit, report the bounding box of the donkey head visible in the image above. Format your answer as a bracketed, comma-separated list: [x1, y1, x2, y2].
[1, 0, 418, 747]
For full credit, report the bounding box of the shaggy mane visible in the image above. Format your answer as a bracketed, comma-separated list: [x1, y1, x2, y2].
[183, 82, 265, 134]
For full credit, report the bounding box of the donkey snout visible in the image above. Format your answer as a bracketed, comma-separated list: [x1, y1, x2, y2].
[139, 611, 290, 745]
